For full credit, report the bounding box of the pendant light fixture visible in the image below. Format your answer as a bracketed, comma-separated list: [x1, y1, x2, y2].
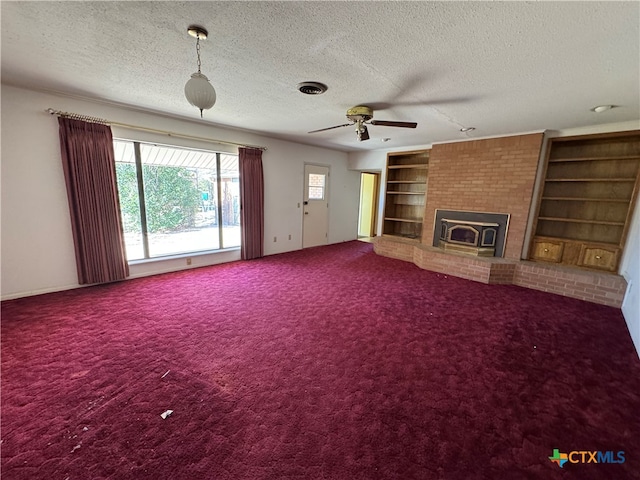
[184, 25, 216, 118]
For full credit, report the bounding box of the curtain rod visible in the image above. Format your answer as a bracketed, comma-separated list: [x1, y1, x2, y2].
[45, 108, 267, 151]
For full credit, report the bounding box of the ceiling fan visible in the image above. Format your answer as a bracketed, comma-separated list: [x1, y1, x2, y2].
[308, 105, 417, 141]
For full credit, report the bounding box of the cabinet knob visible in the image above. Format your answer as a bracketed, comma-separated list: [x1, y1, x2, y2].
[543, 248, 549, 252]
[595, 255, 602, 260]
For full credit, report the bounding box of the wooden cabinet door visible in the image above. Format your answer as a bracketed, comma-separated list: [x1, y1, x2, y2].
[531, 238, 564, 262]
[578, 245, 619, 272]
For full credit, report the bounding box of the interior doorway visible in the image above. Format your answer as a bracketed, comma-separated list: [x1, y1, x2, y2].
[357, 172, 379, 239]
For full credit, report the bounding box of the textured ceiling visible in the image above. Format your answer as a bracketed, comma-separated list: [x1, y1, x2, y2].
[1, 1, 639, 152]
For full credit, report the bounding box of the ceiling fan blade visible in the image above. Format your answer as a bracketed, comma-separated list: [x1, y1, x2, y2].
[370, 120, 418, 128]
[308, 123, 352, 133]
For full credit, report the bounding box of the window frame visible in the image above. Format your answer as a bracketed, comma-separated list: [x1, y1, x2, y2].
[114, 139, 240, 262]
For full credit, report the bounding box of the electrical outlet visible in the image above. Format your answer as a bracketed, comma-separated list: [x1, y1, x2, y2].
[288, 234, 291, 240]
[186, 258, 192, 265]
[273, 236, 277, 242]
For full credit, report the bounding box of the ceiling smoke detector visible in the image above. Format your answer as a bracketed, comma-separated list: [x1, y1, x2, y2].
[297, 82, 328, 95]
[591, 105, 614, 113]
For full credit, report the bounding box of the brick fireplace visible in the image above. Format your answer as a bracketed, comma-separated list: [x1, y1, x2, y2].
[422, 133, 543, 259]
[374, 132, 628, 307]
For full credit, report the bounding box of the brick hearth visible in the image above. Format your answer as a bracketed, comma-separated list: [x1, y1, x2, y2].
[374, 236, 626, 308]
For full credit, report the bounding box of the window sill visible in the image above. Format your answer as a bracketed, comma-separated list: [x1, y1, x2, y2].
[127, 247, 240, 266]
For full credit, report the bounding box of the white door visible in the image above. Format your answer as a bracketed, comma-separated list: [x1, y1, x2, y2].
[303, 164, 329, 248]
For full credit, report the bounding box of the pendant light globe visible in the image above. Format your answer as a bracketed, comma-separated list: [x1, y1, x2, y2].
[185, 72, 217, 118]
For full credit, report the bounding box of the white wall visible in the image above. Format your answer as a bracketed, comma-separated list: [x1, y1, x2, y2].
[621, 198, 640, 357]
[1, 85, 359, 299]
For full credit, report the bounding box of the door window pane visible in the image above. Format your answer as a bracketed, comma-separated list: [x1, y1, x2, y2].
[308, 173, 325, 200]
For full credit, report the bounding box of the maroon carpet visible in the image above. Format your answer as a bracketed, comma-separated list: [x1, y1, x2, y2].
[2, 241, 640, 479]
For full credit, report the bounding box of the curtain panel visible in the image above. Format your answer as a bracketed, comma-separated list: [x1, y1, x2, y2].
[239, 147, 264, 260]
[58, 117, 129, 284]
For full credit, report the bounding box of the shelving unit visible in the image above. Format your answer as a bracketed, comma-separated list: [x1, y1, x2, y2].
[382, 149, 429, 240]
[529, 130, 640, 272]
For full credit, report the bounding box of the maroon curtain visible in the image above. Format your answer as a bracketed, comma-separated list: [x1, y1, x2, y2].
[239, 147, 264, 260]
[58, 117, 129, 284]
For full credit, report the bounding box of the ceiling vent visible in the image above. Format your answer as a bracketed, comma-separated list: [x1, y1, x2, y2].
[297, 82, 328, 95]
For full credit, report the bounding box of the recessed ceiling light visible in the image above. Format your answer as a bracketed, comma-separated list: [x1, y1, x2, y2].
[297, 82, 328, 95]
[591, 105, 614, 113]
[460, 127, 476, 132]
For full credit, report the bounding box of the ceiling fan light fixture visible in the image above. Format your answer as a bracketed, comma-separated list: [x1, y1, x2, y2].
[297, 82, 328, 95]
[184, 25, 216, 118]
[357, 124, 369, 141]
[308, 105, 417, 142]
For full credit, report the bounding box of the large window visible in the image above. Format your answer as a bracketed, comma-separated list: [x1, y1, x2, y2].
[114, 140, 240, 261]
